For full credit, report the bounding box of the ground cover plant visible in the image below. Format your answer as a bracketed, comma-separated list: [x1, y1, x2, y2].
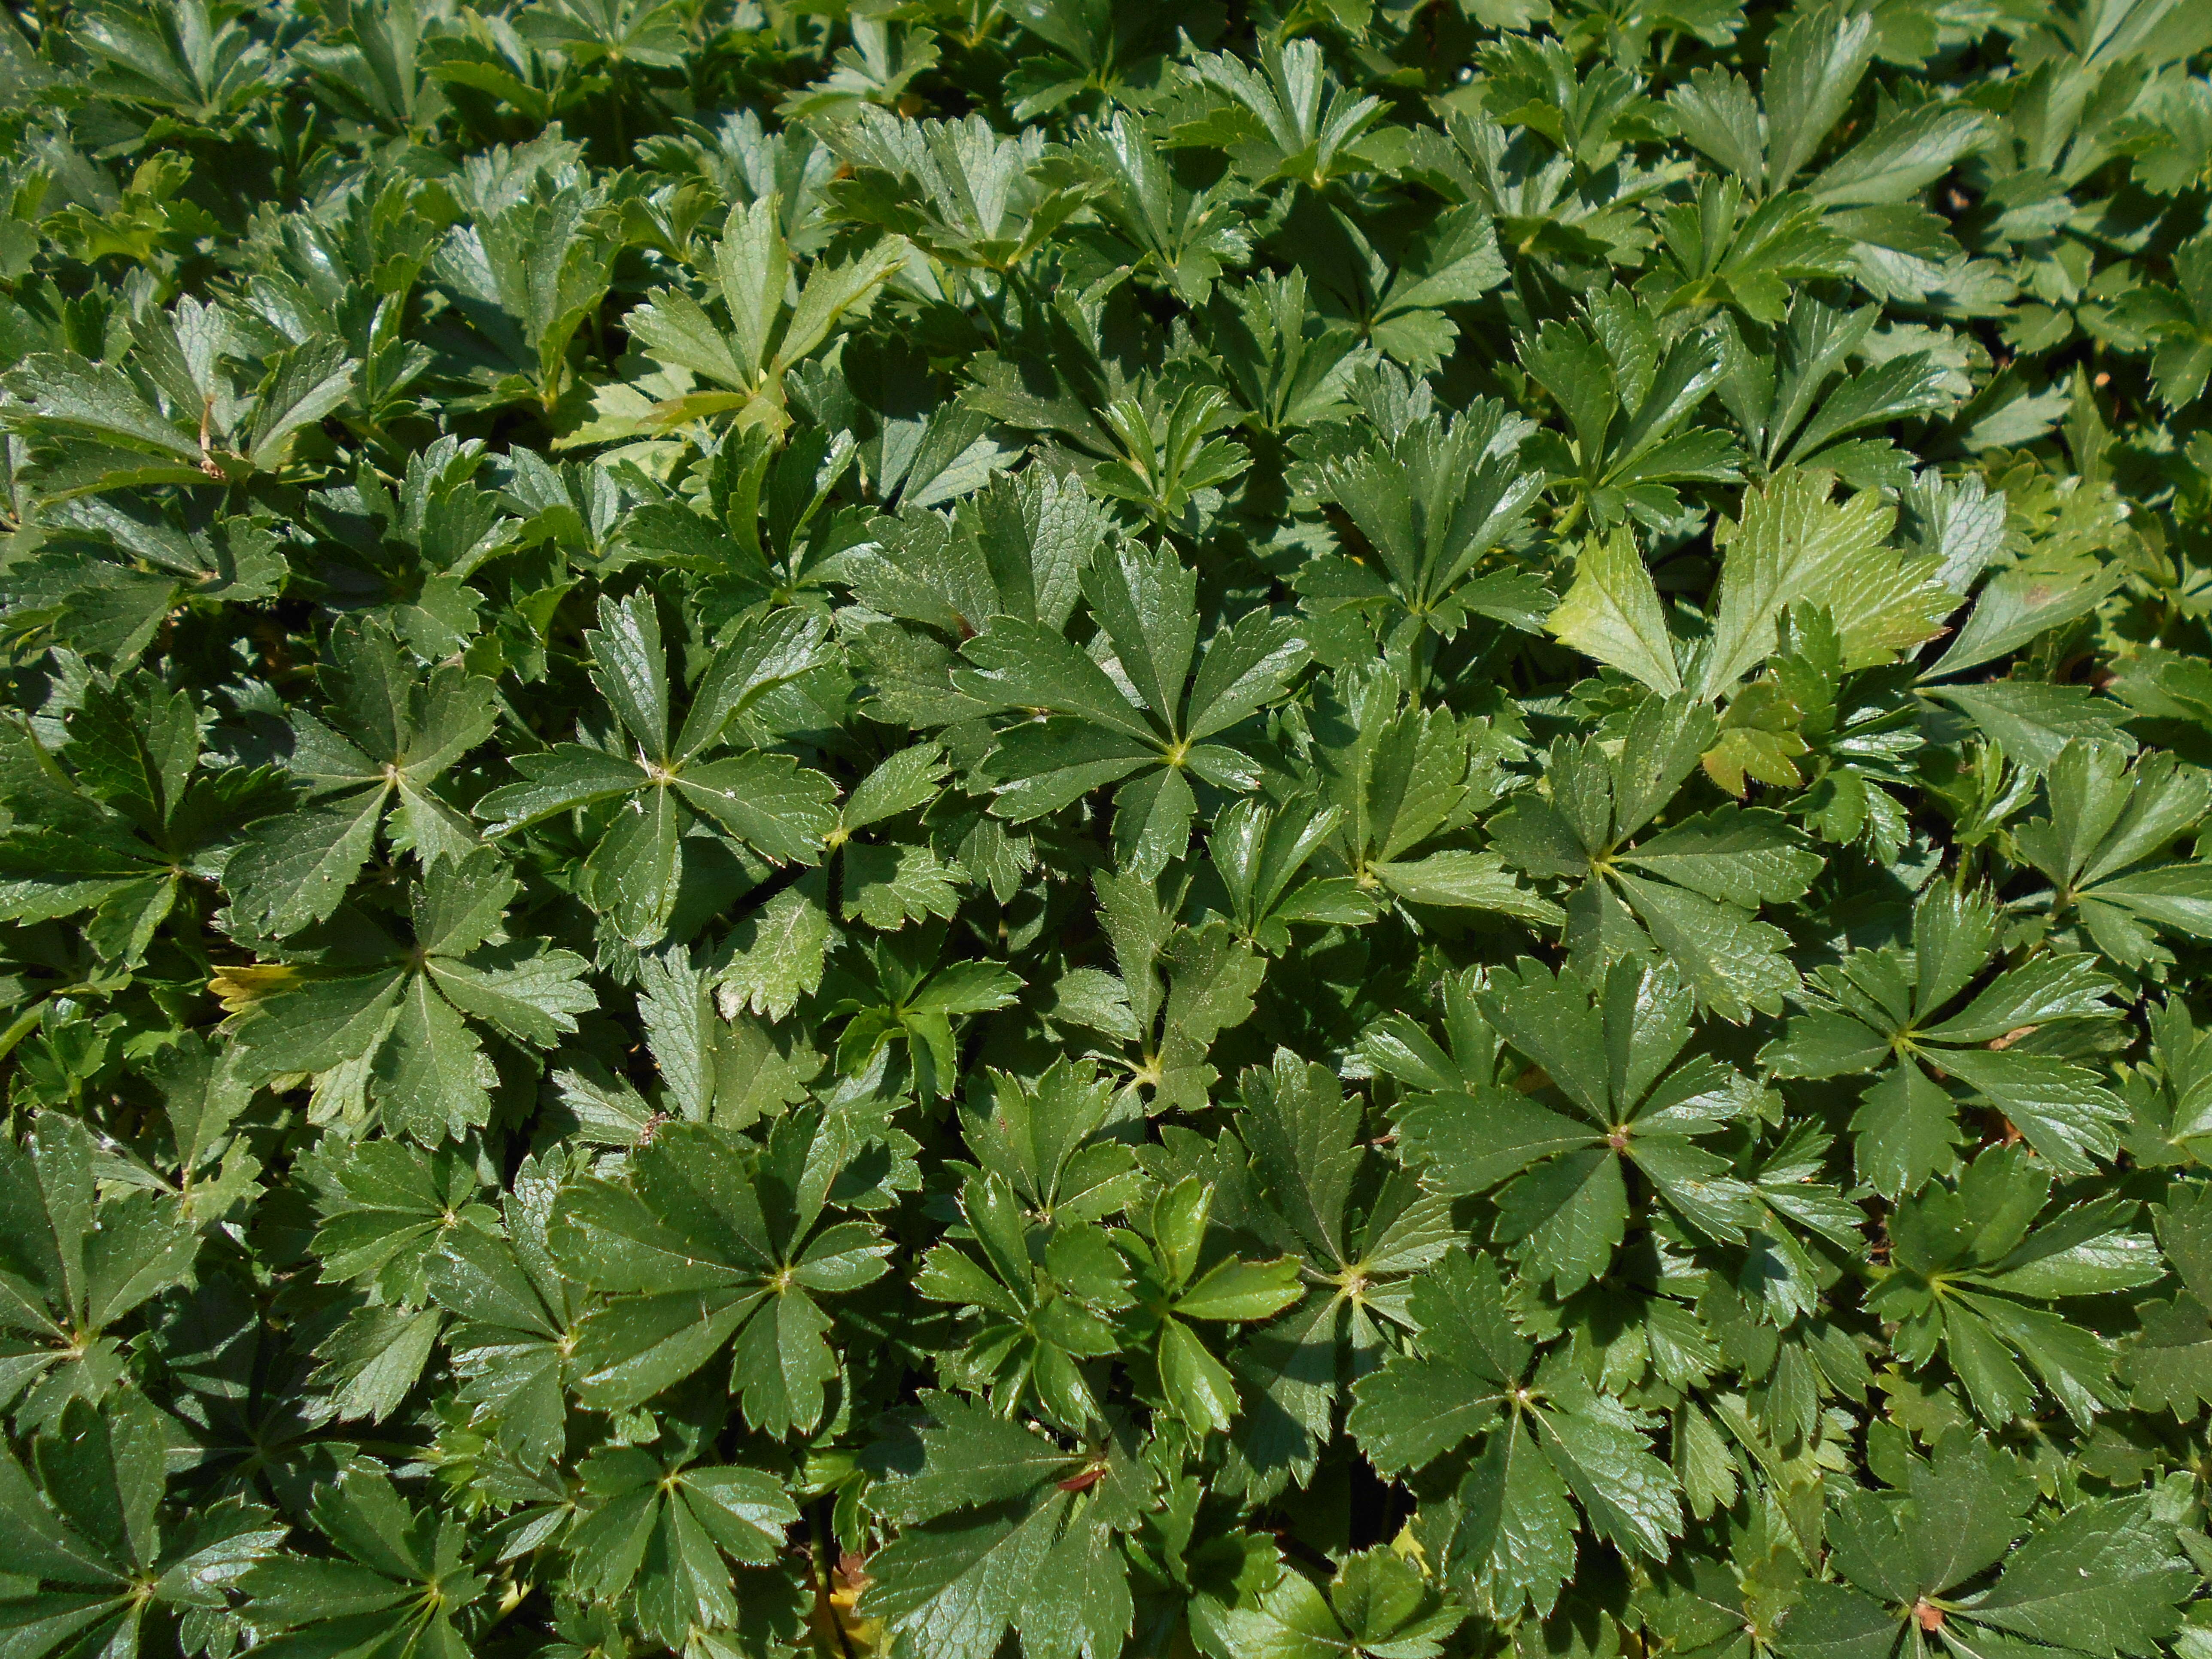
[4, 0, 2212, 1654]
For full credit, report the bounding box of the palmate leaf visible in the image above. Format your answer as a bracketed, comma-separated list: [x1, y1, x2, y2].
[1640, 179, 1859, 328]
[1659, 1, 1982, 293]
[226, 851, 595, 1143]
[819, 920, 1024, 1101]
[1109, 1175, 1305, 1436]
[0, 675, 284, 965]
[0, 1391, 281, 1659]
[2014, 740, 2212, 971]
[916, 1166, 1132, 1432]
[2123, 233, 2212, 410]
[616, 192, 906, 438]
[1348, 1251, 1682, 1620]
[846, 462, 1114, 732]
[1075, 381, 1251, 533]
[430, 172, 620, 411]
[1220, 1049, 1454, 1499]
[1177, 36, 1398, 190]
[549, 1114, 890, 1431]
[957, 539, 1309, 879]
[564, 1442, 799, 1647]
[1260, 195, 1507, 377]
[858, 1391, 1152, 1659]
[1304, 663, 1557, 927]
[2, 313, 357, 500]
[0, 1114, 200, 1433]
[2125, 1181, 2212, 1415]
[1863, 1144, 2158, 1428]
[1001, 0, 1184, 119]
[475, 592, 837, 943]
[1764, 884, 2127, 1195]
[1714, 295, 1952, 483]
[516, 0, 688, 69]
[1191, 1547, 1465, 1659]
[1517, 286, 1742, 530]
[1781, 1440, 2194, 1659]
[1488, 694, 1820, 1020]
[241, 1468, 486, 1659]
[1076, 115, 1254, 304]
[1396, 957, 1763, 1293]
[1208, 270, 1367, 438]
[224, 618, 496, 938]
[75, 0, 282, 122]
[1548, 473, 1952, 699]
[1695, 472, 1953, 695]
[1052, 869, 1269, 1116]
[824, 109, 1097, 273]
[1299, 386, 1549, 674]
[2, 490, 287, 667]
[425, 1148, 590, 1468]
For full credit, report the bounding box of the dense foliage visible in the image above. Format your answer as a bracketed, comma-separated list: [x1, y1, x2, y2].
[4, 0, 2212, 1654]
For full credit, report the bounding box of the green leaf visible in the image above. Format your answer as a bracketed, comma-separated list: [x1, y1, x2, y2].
[1347, 1251, 1521, 1472]
[1371, 851, 1562, 922]
[861, 1501, 1066, 1659]
[1698, 472, 1950, 696]
[1547, 529, 1681, 693]
[958, 619, 1159, 742]
[553, 1119, 886, 1425]
[719, 873, 833, 1020]
[1965, 1496, 2192, 1653]
[1193, 1548, 1464, 1659]
[1452, 1414, 1578, 1621]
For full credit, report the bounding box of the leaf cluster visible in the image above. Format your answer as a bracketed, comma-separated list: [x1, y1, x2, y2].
[1, 1, 2212, 1657]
